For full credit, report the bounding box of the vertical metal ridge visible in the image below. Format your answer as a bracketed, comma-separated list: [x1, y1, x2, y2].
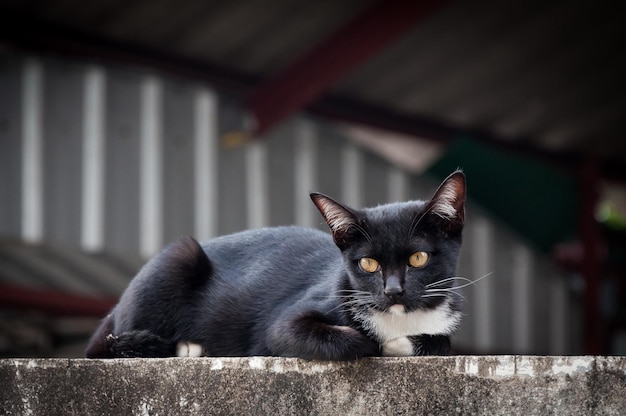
[139, 75, 163, 258]
[472, 216, 494, 351]
[511, 242, 532, 353]
[21, 58, 44, 243]
[550, 273, 568, 354]
[81, 65, 106, 252]
[246, 141, 268, 229]
[193, 87, 219, 240]
[294, 119, 317, 228]
[341, 143, 362, 208]
[387, 166, 408, 202]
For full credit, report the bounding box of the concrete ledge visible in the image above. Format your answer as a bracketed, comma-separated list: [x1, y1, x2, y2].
[2, 356, 625, 415]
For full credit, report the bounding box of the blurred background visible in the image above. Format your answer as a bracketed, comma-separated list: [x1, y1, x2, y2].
[0, 0, 624, 358]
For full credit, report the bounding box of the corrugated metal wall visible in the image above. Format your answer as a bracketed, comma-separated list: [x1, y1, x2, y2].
[0, 53, 579, 354]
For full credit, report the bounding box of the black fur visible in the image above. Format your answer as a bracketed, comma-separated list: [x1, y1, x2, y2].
[86, 171, 466, 360]
[408, 335, 451, 356]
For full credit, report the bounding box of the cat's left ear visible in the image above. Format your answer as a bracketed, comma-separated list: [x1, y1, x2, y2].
[426, 170, 466, 225]
[310, 192, 359, 250]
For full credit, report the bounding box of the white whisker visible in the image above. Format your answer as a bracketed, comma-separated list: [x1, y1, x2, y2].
[426, 273, 494, 290]
[421, 273, 494, 302]
[421, 292, 467, 302]
[407, 203, 437, 238]
[447, 272, 494, 290]
[325, 288, 377, 314]
[348, 223, 373, 245]
[425, 276, 474, 288]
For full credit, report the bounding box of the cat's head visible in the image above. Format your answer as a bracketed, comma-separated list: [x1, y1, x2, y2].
[311, 170, 465, 314]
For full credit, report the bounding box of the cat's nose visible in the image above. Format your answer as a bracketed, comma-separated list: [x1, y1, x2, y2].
[384, 275, 404, 301]
[384, 286, 404, 299]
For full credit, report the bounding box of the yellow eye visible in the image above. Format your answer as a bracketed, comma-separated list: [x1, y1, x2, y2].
[359, 257, 380, 273]
[409, 251, 429, 268]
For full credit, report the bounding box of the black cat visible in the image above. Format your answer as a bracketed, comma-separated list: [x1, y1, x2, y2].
[86, 171, 466, 360]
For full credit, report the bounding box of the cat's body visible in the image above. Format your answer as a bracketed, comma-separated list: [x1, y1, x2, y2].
[86, 171, 466, 360]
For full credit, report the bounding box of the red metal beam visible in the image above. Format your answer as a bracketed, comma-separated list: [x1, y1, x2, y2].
[244, 0, 445, 137]
[0, 284, 116, 318]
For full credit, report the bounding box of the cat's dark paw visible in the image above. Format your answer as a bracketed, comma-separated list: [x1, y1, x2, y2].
[305, 311, 380, 359]
[329, 325, 380, 360]
[409, 334, 451, 356]
[106, 330, 177, 358]
[271, 311, 380, 360]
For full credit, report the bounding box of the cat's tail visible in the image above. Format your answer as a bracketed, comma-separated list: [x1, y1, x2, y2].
[85, 236, 212, 358]
[84, 313, 177, 358]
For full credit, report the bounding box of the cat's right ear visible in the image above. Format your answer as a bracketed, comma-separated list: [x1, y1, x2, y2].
[425, 170, 466, 227]
[310, 193, 359, 249]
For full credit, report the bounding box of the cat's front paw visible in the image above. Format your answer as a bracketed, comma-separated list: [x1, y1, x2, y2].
[176, 341, 205, 357]
[330, 325, 380, 359]
[408, 334, 451, 356]
[382, 337, 414, 357]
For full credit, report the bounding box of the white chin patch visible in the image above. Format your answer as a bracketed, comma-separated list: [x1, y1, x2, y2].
[382, 337, 414, 357]
[366, 299, 461, 343]
[389, 304, 405, 315]
[176, 341, 204, 357]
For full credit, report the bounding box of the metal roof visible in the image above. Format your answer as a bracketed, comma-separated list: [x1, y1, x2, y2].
[0, 240, 141, 316]
[1, 0, 624, 180]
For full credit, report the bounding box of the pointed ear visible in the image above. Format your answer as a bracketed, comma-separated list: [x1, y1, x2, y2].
[310, 192, 359, 249]
[427, 170, 466, 224]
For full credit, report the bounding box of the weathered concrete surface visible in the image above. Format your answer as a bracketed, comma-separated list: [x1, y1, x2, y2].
[1, 356, 625, 415]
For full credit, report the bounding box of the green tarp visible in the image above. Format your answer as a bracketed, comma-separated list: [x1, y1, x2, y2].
[426, 137, 579, 252]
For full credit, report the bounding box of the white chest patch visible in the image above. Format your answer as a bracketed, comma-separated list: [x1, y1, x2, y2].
[382, 337, 414, 357]
[365, 300, 461, 344]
